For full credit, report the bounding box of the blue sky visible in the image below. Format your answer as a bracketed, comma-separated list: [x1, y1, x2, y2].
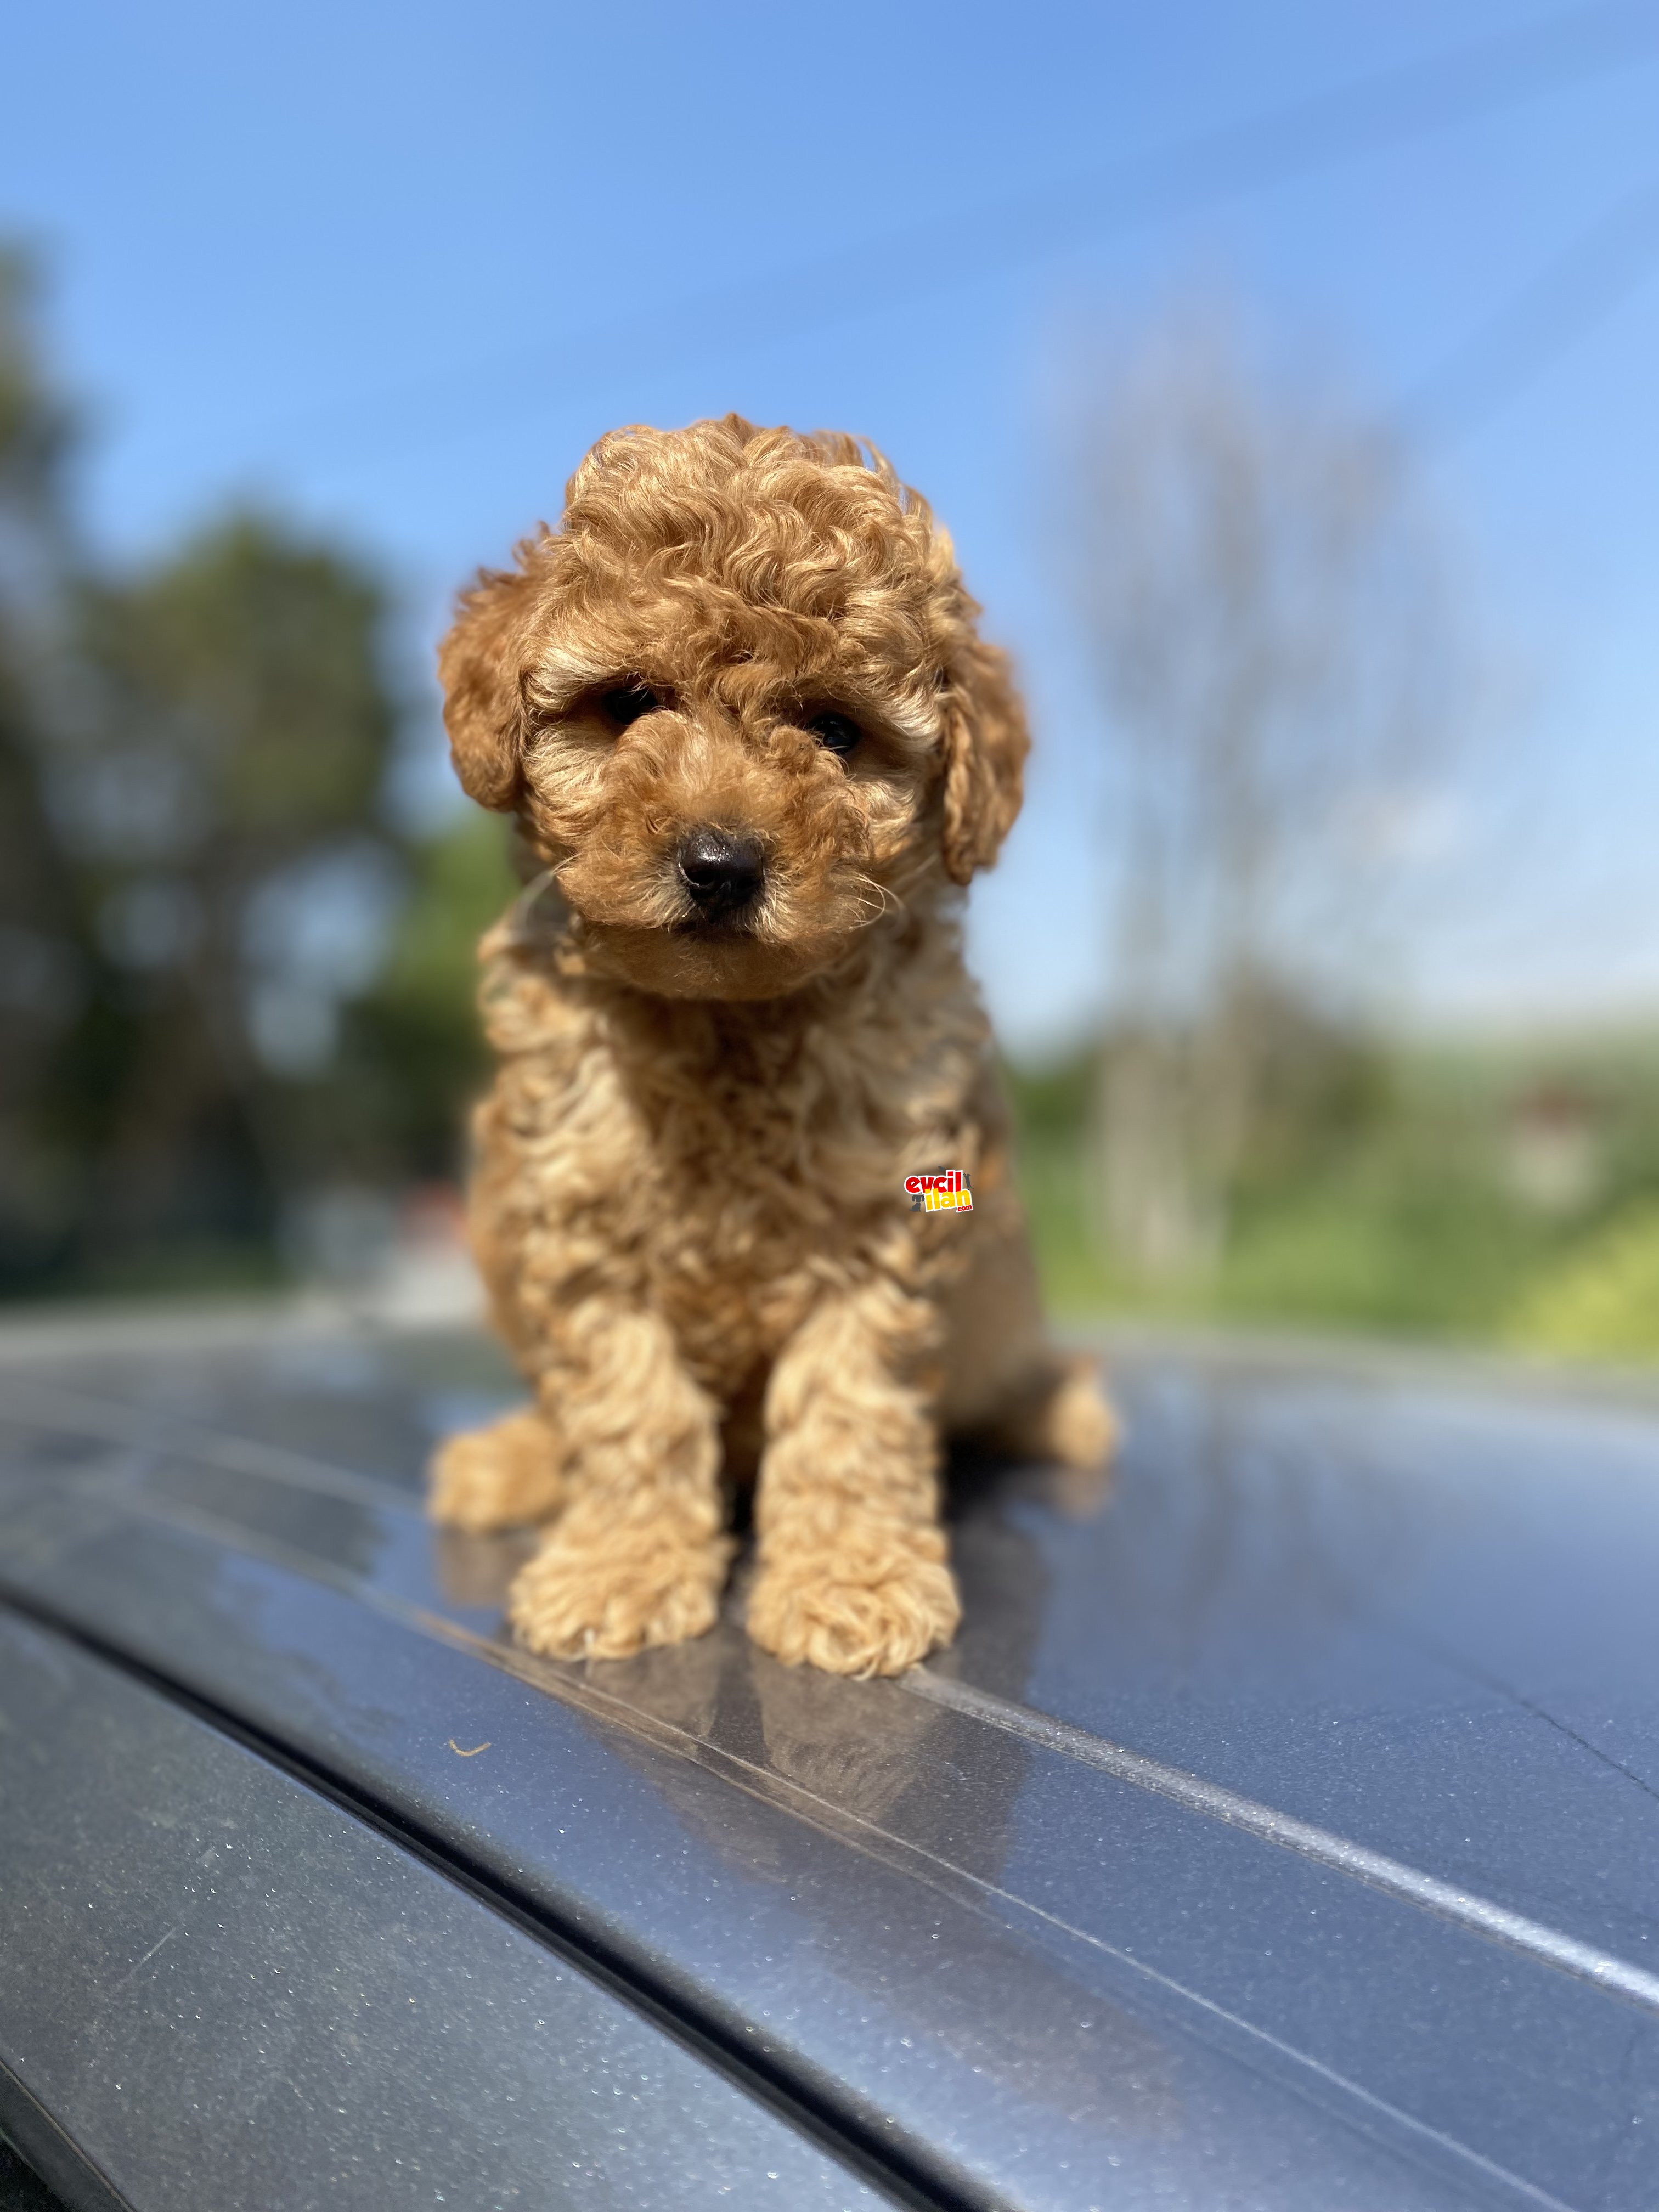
[4, 1, 1657, 1054]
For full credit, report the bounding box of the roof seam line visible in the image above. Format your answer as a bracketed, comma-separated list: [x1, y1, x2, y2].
[901, 1668, 1659, 2015]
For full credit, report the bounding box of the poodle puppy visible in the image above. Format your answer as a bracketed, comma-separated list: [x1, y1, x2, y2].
[428, 415, 1114, 1677]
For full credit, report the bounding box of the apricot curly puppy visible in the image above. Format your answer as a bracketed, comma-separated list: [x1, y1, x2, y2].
[428, 415, 1114, 1677]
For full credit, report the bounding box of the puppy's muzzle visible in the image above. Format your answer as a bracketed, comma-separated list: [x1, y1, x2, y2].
[677, 828, 765, 922]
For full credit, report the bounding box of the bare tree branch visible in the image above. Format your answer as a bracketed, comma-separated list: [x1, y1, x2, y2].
[1061, 297, 1464, 1274]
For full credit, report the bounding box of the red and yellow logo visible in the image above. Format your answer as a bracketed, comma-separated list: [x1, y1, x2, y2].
[905, 1170, 973, 1214]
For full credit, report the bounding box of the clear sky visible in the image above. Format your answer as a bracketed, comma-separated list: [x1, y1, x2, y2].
[3, 1, 1657, 1054]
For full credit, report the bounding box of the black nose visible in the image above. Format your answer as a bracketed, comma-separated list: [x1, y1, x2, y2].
[677, 828, 765, 918]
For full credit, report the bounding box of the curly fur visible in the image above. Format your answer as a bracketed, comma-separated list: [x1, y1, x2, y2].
[428, 415, 1114, 1677]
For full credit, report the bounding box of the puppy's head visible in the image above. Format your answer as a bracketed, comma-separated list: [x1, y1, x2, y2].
[439, 415, 1026, 1000]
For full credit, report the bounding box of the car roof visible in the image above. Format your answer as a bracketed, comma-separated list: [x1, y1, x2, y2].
[0, 1605, 899, 2212]
[3, 1312, 1658, 2210]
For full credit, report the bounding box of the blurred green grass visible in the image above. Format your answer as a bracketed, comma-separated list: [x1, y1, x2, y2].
[1008, 1035, 1659, 1359]
[1507, 1203, 1659, 1360]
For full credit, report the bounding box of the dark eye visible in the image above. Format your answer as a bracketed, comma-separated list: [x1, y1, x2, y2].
[806, 709, 861, 758]
[601, 684, 660, 728]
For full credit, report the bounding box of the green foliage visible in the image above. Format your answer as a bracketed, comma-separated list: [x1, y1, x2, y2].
[1217, 1174, 1557, 1336]
[0, 252, 91, 1290]
[1003, 1054, 1093, 1148]
[75, 514, 394, 848]
[1227, 990, 1395, 1193]
[1008, 1032, 1659, 1351]
[0, 242, 509, 1296]
[373, 809, 519, 1029]
[1506, 1204, 1659, 1361]
[332, 811, 519, 1177]
[0, 247, 73, 517]
[45, 514, 410, 1273]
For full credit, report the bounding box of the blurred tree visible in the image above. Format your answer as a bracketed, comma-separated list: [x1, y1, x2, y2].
[0, 249, 92, 1290]
[0, 241, 516, 1300]
[0, 245, 74, 583]
[1064, 300, 1462, 1277]
[328, 808, 518, 1181]
[52, 515, 409, 1271]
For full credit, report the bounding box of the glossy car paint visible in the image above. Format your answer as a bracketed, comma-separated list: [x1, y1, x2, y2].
[0, 1611, 893, 2211]
[1, 1315, 1657, 2209]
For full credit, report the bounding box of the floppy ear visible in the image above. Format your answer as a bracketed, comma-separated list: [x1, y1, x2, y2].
[939, 637, 1029, 885]
[436, 554, 544, 811]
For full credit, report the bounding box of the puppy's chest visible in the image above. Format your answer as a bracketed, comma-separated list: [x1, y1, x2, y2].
[627, 1053, 919, 1233]
[625, 1065, 929, 1374]
[539, 1014, 969, 1251]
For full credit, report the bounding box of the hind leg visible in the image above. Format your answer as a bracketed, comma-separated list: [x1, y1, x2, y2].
[936, 1186, 1118, 1468]
[428, 1404, 568, 1533]
[970, 1352, 1118, 1467]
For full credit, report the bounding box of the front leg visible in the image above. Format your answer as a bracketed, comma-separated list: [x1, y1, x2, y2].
[509, 1301, 732, 1661]
[746, 1277, 959, 1678]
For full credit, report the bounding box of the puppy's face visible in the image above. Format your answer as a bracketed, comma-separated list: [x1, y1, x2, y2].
[439, 418, 1027, 1001]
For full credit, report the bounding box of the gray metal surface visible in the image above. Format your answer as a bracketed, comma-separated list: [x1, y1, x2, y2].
[0, 1606, 891, 2212]
[1, 1316, 1657, 2208]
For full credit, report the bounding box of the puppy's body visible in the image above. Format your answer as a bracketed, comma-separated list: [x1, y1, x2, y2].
[471, 888, 1064, 1457]
[430, 416, 1113, 1676]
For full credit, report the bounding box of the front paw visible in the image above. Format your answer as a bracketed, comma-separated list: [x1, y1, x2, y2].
[509, 1530, 733, 1661]
[428, 1407, 565, 1532]
[746, 1536, 961, 1678]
